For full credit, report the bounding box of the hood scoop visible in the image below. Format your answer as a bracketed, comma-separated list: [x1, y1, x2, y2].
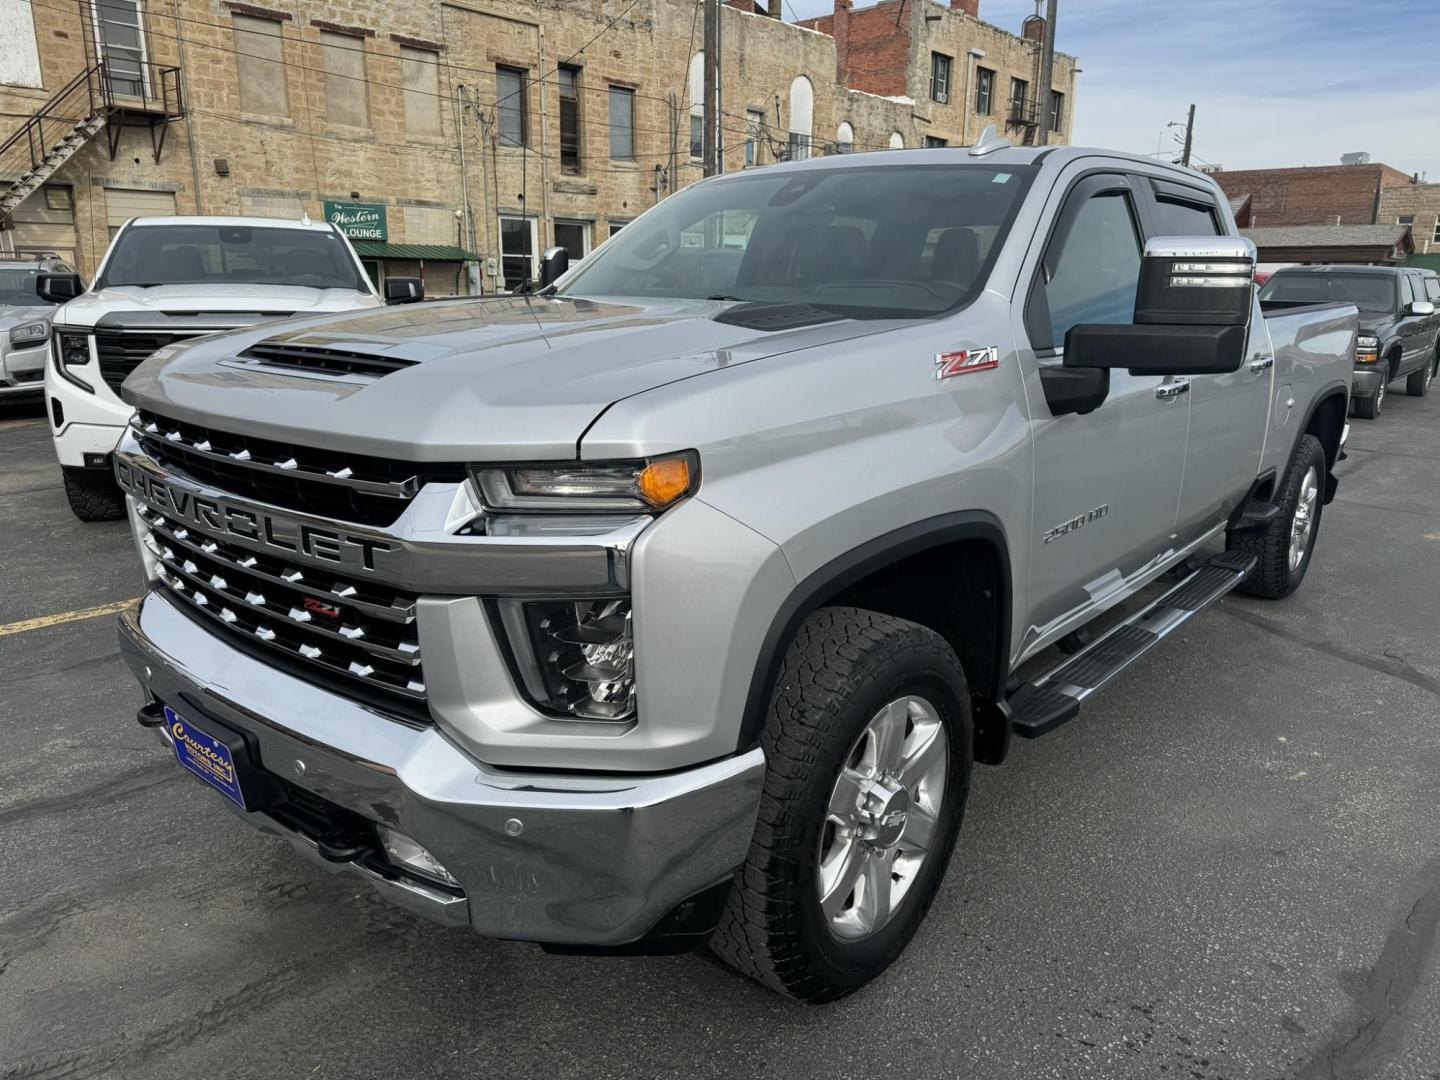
[231, 342, 419, 380]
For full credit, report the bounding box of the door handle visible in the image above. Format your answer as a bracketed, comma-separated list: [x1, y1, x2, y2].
[1249, 355, 1274, 373]
[1155, 379, 1190, 400]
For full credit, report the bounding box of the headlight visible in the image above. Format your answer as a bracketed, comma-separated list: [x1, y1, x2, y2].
[9, 321, 50, 347]
[1356, 334, 1379, 363]
[57, 331, 92, 366]
[473, 451, 698, 512]
[498, 597, 636, 721]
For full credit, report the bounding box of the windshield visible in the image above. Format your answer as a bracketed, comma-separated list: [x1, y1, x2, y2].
[98, 225, 366, 291]
[0, 266, 56, 307]
[556, 163, 1034, 318]
[1259, 272, 1396, 314]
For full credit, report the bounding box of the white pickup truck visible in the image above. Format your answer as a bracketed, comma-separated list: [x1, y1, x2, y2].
[41, 215, 418, 520]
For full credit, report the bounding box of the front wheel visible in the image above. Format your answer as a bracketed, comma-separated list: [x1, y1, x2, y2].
[710, 607, 972, 1002]
[1228, 434, 1326, 599]
[1407, 356, 1434, 397]
[62, 466, 125, 522]
[1352, 378, 1385, 419]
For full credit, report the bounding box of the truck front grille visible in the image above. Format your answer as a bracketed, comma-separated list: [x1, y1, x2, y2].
[95, 331, 208, 394]
[135, 502, 428, 713]
[133, 410, 466, 527]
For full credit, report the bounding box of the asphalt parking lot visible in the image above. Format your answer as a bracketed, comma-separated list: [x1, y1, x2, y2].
[2, 390, 1438, 1080]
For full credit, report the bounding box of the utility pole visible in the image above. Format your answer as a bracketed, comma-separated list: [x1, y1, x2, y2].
[1034, 0, 1058, 146]
[702, 0, 722, 176]
[1180, 103, 1196, 168]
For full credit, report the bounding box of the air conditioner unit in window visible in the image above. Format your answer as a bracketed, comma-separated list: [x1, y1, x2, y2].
[935, 90, 949, 104]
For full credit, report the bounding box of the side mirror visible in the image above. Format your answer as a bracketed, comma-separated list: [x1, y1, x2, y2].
[384, 277, 424, 304]
[1411, 300, 1436, 316]
[1064, 236, 1255, 379]
[37, 272, 83, 304]
[1039, 365, 1110, 417]
[538, 245, 570, 288]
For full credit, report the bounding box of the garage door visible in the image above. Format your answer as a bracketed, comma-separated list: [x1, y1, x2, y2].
[106, 188, 178, 237]
[9, 185, 79, 264]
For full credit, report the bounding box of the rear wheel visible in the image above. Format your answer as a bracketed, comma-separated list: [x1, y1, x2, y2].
[710, 607, 972, 1002]
[1228, 434, 1326, 599]
[62, 466, 125, 522]
[1407, 356, 1434, 397]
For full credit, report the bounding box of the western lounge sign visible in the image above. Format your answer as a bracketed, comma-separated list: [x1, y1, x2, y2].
[323, 201, 387, 241]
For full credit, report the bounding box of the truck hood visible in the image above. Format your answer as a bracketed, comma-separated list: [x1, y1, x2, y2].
[1356, 312, 1399, 336]
[56, 284, 382, 328]
[122, 295, 899, 461]
[0, 304, 55, 330]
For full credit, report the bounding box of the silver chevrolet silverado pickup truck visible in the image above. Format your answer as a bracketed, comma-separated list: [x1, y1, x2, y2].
[112, 139, 1357, 1001]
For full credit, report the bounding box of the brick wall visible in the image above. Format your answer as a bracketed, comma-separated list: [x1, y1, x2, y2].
[1213, 164, 1416, 228]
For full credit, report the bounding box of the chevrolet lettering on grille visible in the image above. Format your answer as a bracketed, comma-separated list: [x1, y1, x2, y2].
[114, 456, 398, 574]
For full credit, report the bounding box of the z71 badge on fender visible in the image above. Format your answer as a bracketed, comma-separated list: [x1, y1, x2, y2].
[1043, 504, 1110, 544]
[935, 347, 1000, 380]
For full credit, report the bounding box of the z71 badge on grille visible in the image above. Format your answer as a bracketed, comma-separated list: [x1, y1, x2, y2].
[935, 347, 1000, 380]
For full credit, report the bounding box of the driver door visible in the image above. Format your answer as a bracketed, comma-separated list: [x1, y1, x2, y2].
[1013, 170, 1190, 651]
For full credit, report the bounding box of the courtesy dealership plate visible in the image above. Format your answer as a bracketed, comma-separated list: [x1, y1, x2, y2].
[165, 705, 247, 809]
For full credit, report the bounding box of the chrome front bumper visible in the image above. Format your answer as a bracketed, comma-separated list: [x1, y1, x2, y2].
[118, 592, 765, 946]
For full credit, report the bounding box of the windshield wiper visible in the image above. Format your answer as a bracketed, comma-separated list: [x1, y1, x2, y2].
[707, 294, 753, 302]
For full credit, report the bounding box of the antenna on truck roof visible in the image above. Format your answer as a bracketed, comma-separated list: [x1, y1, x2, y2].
[968, 124, 1012, 158]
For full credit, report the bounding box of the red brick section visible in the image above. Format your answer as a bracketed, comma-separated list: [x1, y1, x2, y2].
[1022, 15, 1045, 41]
[798, 0, 912, 98]
[1213, 164, 1416, 227]
[950, 0, 980, 15]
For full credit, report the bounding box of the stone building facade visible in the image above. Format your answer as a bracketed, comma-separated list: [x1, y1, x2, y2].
[1377, 182, 1440, 258]
[0, 0, 1079, 291]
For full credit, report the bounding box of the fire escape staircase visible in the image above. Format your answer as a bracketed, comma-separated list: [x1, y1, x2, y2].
[0, 60, 184, 218]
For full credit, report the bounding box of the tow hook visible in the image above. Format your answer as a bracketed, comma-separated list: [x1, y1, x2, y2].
[136, 701, 166, 728]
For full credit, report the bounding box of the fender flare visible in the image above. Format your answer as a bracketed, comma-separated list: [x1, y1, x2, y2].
[735, 510, 1013, 752]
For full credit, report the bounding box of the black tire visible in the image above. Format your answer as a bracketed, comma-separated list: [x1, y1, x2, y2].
[1352, 380, 1384, 419]
[709, 607, 972, 1002]
[1228, 434, 1326, 600]
[1407, 357, 1434, 397]
[62, 466, 125, 522]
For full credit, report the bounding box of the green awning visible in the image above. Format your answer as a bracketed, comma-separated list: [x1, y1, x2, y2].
[350, 242, 479, 261]
[1405, 253, 1440, 271]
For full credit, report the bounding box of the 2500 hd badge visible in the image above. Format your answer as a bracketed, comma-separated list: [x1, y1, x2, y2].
[113, 455, 396, 572]
[1042, 503, 1110, 545]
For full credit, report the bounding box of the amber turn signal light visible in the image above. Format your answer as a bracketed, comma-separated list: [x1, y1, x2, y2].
[638, 456, 694, 507]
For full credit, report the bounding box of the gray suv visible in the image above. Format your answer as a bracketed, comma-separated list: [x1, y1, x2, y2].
[1260, 265, 1440, 418]
[0, 254, 75, 399]
[112, 140, 1357, 999]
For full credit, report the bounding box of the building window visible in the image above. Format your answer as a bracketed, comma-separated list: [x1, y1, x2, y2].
[609, 222, 628, 238]
[975, 67, 994, 115]
[688, 53, 704, 160]
[233, 15, 287, 117]
[1009, 78, 1029, 122]
[499, 215, 536, 291]
[788, 75, 814, 161]
[1433, 220, 1440, 244]
[746, 108, 765, 166]
[608, 86, 635, 160]
[929, 52, 952, 104]
[320, 31, 369, 128]
[558, 64, 581, 174]
[496, 66, 527, 147]
[1397, 215, 1415, 226]
[1049, 90, 1064, 134]
[554, 220, 590, 263]
[835, 121, 854, 154]
[923, 136, 948, 148]
[400, 46, 441, 139]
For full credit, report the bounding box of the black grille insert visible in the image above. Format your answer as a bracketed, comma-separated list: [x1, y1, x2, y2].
[134, 410, 466, 526]
[238, 343, 419, 379]
[95, 330, 206, 394]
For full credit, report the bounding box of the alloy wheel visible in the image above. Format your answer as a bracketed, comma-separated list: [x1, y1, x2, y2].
[817, 695, 948, 941]
[1289, 465, 1319, 573]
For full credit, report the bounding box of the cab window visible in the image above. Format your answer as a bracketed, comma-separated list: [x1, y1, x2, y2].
[1043, 190, 1143, 347]
[1152, 195, 1220, 237]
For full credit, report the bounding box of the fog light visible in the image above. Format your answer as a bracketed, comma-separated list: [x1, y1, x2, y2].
[377, 827, 460, 888]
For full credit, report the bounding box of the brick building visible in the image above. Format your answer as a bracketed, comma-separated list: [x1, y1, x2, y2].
[1211, 163, 1415, 230]
[0, 0, 1078, 291]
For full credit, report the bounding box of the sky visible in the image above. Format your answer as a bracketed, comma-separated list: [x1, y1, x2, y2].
[783, 0, 1440, 178]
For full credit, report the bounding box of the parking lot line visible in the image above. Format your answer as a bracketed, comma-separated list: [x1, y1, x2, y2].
[0, 598, 138, 637]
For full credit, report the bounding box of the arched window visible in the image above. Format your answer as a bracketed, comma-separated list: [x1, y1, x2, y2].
[689, 53, 704, 159]
[788, 75, 813, 161]
[835, 121, 854, 154]
[889, 131, 905, 149]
